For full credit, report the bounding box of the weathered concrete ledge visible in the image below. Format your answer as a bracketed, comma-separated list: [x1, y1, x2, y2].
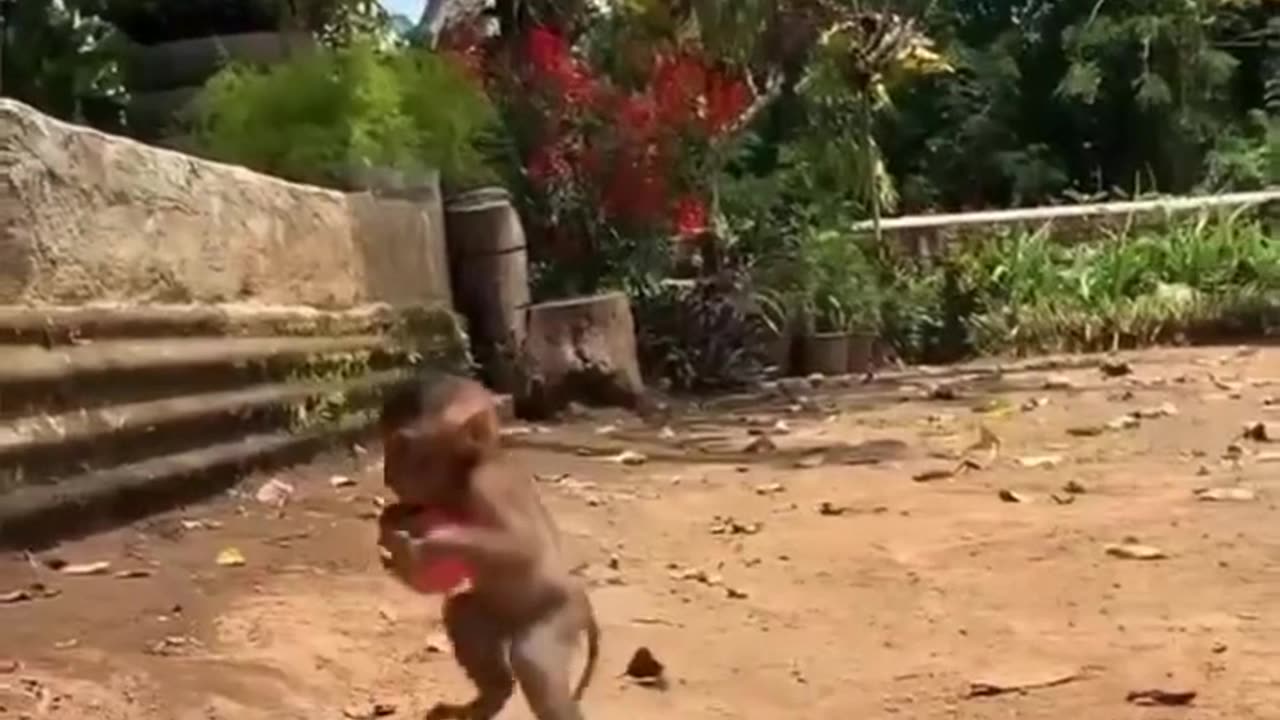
[0, 99, 452, 308]
[0, 302, 469, 547]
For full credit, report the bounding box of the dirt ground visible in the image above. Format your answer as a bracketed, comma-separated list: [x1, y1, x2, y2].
[4, 345, 1280, 719]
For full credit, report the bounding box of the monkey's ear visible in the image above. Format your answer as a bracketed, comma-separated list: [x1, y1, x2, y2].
[459, 406, 499, 454]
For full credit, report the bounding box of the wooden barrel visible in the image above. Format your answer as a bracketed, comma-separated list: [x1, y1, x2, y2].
[444, 187, 531, 392]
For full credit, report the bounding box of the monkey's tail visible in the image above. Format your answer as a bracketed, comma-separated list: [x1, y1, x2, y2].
[572, 603, 600, 700]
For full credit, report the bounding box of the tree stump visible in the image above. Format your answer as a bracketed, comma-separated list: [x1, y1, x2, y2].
[516, 292, 645, 419]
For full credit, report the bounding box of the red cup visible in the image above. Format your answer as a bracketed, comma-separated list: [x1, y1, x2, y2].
[407, 508, 474, 595]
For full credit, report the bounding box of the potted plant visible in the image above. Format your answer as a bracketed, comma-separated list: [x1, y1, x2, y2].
[754, 288, 798, 377]
[795, 227, 882, 375]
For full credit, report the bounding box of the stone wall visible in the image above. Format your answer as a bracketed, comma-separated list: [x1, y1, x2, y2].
[0, 99, 452, 308]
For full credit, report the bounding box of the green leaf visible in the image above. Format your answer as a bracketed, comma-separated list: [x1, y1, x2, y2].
[1134, 72, 1173, 108]
[1057, 61, 1102, 105]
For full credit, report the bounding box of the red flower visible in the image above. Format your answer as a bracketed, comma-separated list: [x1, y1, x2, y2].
[705, 71, 752, 136]
[616, 93, 659, 142]
[651, 52, 707, 127]
[527, 27, 570, 74]
[672, 195, 709, 238]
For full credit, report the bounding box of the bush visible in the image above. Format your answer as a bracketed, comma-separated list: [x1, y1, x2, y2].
[193, 39, 497, 189]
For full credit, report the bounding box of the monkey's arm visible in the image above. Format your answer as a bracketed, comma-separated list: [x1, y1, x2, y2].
[412, 465, 542, 569]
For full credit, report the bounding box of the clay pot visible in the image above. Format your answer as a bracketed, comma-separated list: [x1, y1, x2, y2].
[801, 332, 851, 376]
[847, 331, 877, 374]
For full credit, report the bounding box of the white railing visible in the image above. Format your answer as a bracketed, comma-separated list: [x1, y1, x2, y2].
[850, 189, 1280, 234]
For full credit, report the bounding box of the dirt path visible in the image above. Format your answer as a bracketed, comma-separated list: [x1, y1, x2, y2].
[4, 346, 1280, 719]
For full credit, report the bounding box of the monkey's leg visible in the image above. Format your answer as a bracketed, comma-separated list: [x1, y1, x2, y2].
[509, 604, 585, 720]
[426, 592, 515, 720]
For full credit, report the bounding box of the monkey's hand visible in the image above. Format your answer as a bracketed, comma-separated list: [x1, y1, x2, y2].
[418, 524, 536, 569]
[379, 528, 435, 583]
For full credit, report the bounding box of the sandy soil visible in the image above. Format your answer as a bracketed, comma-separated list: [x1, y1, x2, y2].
[4, 345, 1280, 720]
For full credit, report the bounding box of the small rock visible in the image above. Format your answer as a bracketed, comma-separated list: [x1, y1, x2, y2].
[1100, 359, 1133, 378]
[114, 569, 154, 579]
[254, 478, 295, 507]
[743, 435, 777, 454]
[0, 658, 18, 674]
[709, 516, 762, 536]
[1126, 689, 1196, 707]
[594, 424, 619, 436]
[1105, 543, 1167, 561]
[658, 426, 677, 440]
[725, 586, 749, 599]
[1021, 397, 1050, 412]
[926, 383, 961, 400]
[1043, 375, 1078, 390]
[329, 475, 356, 488]
[611, 450, 649, 466]
[343, 701, 398, 719]
[216, 547, 247, 567]
[755, 483, 785, 496]
[1050, 493, 1076, 505]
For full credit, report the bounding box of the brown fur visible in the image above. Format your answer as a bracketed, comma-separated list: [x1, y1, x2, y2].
[377, 375, 600, 720]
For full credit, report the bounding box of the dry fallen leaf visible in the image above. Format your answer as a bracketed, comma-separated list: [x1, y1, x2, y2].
[60, 561, 112, 576]
[1105, 543, 1167, 561]
[794, 453, 826, 469]
[1133, 402, 1179, 419]
[1067, 425, 1105, 438]
[216, 547, 247, 567]
[1194, 487, 1257, 503]
[1126, 689, 1196, 707]
[611, 450, 649, 466]
[0, 588, 32, 604]
[1106, 415, 1140, 431]
[817, 501, 851, 516]
[997, 489, 1030, 503]
[625, 647, 667, 689]
[1243, 421, 1275, 442]
[1017, 455, 1063, 469]
[1043, 375, 1078, 390]
[913, 468, 955, 483]
[967, 667, 1082, 698]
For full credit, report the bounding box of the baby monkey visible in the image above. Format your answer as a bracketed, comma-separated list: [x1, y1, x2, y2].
[377, 374, 599, 720]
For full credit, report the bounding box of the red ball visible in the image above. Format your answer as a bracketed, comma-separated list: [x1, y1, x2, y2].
[407, 508, 474, 595]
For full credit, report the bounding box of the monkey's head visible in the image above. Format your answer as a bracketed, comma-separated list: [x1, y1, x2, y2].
[379, 374, 501, 507]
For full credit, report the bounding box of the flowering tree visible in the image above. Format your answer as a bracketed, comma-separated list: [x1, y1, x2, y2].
[438, 17, 755, 293]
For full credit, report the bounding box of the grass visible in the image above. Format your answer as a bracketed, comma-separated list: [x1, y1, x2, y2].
[875, 210, 1280, 359]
